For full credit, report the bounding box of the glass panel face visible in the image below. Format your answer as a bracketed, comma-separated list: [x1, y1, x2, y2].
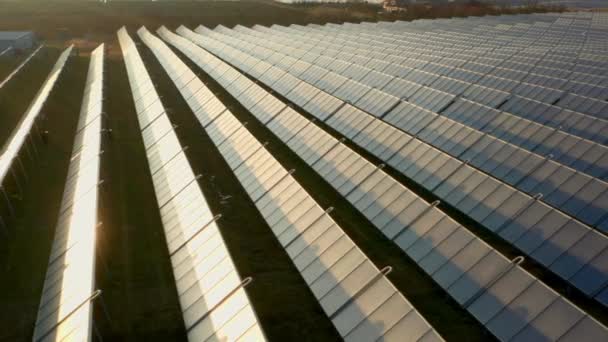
[332, 277, 394, 336]
[400, 217, 460, 261]
[570, 247, 608, 295]
[447, 251, 509, 305]
[380, 310, 431, 342]
[512, 297, 584, 341]
[319, 261, 376, 316]
[310, 247, 365, 299]
[417, 225, 472, 276]
[551, 231, 607, 280]
[558, 316, 608, 342]
[485, 281, 557, 341]
[286, 215, 335, 257]
[432, 238, 489, 290]
[468, 267, 534, 324]
[302, 235, 351, 284]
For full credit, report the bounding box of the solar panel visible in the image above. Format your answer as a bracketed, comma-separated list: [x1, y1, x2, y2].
[0, 45, 43, 90]
[264, 19, 604, 116]
[118, 27, 266, 342]
[170, 24, 608, 341]
[152, 26, 443, 342]
[32, 44, 102, 342]
[208, 22, 608, 239]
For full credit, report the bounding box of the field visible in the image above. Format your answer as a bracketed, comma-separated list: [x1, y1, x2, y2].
[0, 1, 589, 342]
[0, 0, 566, 43]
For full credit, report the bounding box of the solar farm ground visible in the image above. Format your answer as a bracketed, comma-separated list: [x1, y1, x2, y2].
[0, 35, 489, 342]
[140, 36, 489, 341]
[0, 3, 605, 342]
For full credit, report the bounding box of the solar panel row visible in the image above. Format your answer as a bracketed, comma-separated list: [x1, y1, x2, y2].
[0, 45, 72, 230]
[324, 15, 606, 63]
[208, 16, 603, 288]
[0, 45, 43, 90]
[118, 27, 266, 342]
[32, 44, 103, 342]
[0, 10, 603, 342]
[250, 21, 608, 145]
[177, 24, 608, 310]
[148, 25, 444, 342]
[273, 23, 608, 137]
[266, 28, 601, 78]
[372, 16, 604, 51]
[164, 25, 608, 342]
[217, 23, 608, 185]
[216, 26, 608, 192]
[264, 19, 603, 174]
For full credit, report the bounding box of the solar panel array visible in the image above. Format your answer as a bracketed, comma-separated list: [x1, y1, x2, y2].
[197, 36, 608, 305]
[118, 27, 267, 342]
[32, 44, 103, 342]
[0, 45, 72, 227]
[11, 10, 608, 342]
[167, 13, 608, 313]
[142, 25, 444, 342]
[201, 19, 608, 236]
[156, 22, 608, 341]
